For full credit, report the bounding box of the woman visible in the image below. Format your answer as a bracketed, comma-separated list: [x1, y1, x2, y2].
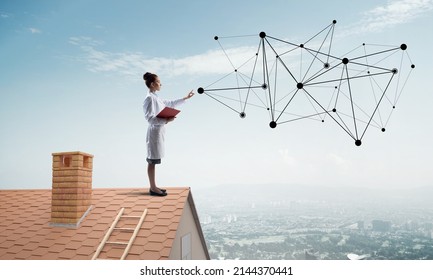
[142, 72, 194, 196]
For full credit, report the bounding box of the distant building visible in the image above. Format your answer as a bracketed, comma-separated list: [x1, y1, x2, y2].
[305, 250, 319, 260]
[372, 220, 391, 232]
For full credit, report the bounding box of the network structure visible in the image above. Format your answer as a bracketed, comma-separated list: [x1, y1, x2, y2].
[197, 20, 415, 146]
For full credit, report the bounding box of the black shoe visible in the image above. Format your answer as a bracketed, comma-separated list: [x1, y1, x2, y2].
[159, 188, 166, 193]
[150, 189, 167, 196]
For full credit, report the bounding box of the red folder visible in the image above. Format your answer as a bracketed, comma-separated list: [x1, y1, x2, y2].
[156, 107, 180, 118]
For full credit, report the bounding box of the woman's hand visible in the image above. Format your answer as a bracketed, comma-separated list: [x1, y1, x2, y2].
[165, 117, 176, 124]
[184, 90, 195, 100]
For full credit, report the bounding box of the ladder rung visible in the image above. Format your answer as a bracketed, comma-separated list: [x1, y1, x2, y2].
[106, 241, 128, 245]
[92, 207, 148, 261]
[114, 227, 135, 231]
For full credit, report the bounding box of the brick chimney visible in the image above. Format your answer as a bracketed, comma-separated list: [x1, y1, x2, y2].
[50, 151, 93, 227]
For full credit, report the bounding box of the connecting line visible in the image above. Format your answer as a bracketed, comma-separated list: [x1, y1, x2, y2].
[301, 46, 325, 83]
[303, 89, 327, 122]
[217, 40, 237, 70]
[334, 68, 344, 112]
[395, 68, 414, 105]
[305, 71, 392, 87]
[207, 91, 269, 110]
[344, 64, 359, 140]
[275, 88, 298, 107]
[350, 47, 401, 61]
[265, 38, 299, 84]
[243, 41, 263, 113]
[301, 45, 342, 63]
[394, 51, 405, 104]
[327, 25, 335, 64]
[266, 35, 300, 49]
[205, 71, 239, 89]
[262, 38, 274, 121]
[348, 60, 396, 73]
[334, 111, 356, 139]
[336, 110, 382, 130]
[360, 74, 395, 140]
[384, 107, 395, 128]
[273, 60, 278, 117]
[203, 92, 239, 114]
[304, 61, 342, 85]
[303, 88, 356, 140]
[365, 48, 384, 127]
[275, 89, 301, 123]
[217, 34, 257, 39]
[235, 72, 242, 111]
[300, 46, 303, 81]
[278, 111, 329, 125]
[326, 86, 339, 121]
[369, 74, 393, 107]
[301, 23, 335, 82]
[304, 21, 335, 45]
[204, 86, 263, 92]
[337, 87, 383, 129]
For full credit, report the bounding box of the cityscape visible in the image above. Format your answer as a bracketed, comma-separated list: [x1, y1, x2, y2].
[193, 184, 433, 260]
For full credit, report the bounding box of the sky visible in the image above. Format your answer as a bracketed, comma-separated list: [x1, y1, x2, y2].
[1, 0, 433, 191]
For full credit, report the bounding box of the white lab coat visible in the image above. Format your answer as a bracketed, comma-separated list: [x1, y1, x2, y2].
[143, 91, 185, 160]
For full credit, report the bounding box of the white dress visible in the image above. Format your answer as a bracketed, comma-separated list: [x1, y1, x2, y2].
[143, 91, 185, 160]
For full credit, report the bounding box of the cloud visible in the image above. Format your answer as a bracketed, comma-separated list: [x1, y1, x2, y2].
[1, 14, 9, 19]
[69, 36, 257, 80]
[340, 0, 433, 36]
[29, 27, 41, 34]
[69, 1, 432, 80]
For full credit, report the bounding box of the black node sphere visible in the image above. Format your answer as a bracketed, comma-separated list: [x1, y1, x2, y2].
[269, 121, 277, 129]
[300, 44, 304, 48]
[214, 36, 219, 40]
[392, 68, 398, 74]
[333, 20, 337, 24]
[240, 112, 246, 118]
[342, 58, 349, 64]
[262, 83, 268, 90]
[324, 62, 330, 69]
[400, 44, 407, 50]
[411, 64, 415, 69]
[355, 139, 362, 146]
[297, 82, 303, 89]
[381, 128, 386, 132]
[332, 108, 336, 113]
[259, 32, 266, 38]
[197, 87, 204, 94]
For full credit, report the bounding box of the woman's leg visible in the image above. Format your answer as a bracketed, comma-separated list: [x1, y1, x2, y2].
[147, 162, 166, 195]
[147, 163, 158, 192]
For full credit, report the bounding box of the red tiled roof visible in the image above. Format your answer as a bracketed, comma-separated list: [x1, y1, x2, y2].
[0, 187, 206, 260]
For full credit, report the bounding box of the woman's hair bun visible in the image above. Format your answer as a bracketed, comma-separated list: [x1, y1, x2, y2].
[143, 72, 152, 81]
[143, 72, 158, 88]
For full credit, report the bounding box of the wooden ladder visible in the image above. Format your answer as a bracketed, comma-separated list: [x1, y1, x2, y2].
[92, 207, 148, 260]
